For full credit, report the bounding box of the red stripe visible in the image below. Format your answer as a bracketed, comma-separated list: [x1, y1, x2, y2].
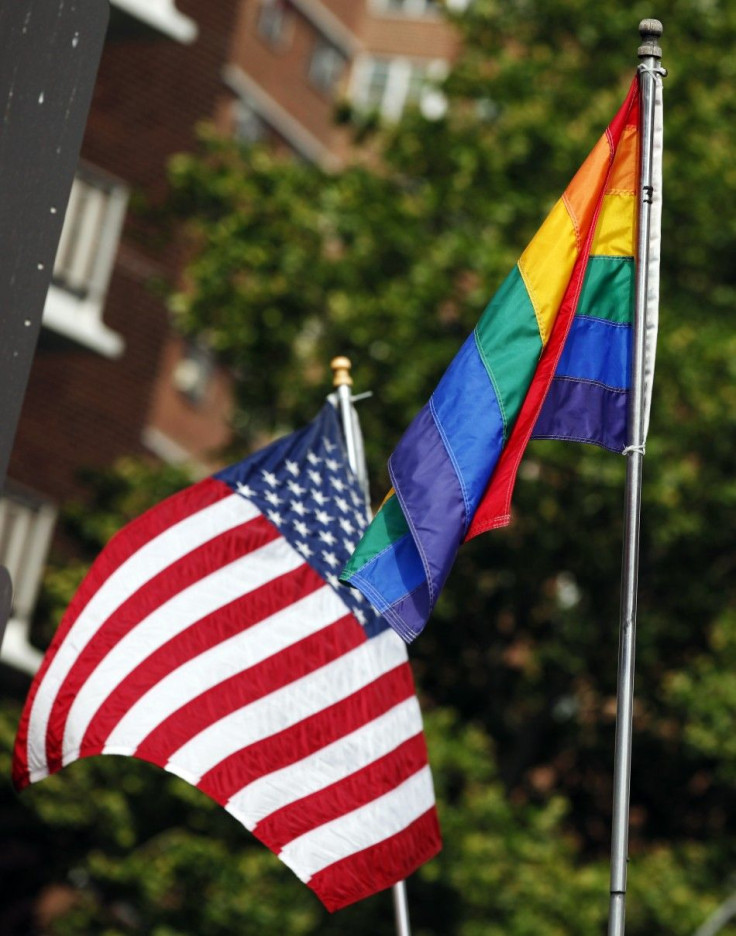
[255, 733, 430, 851]
[307, 807, 441, 912]
[134, 613, 365, 768]
[466, 79, 639, 540]
[78, 562, 326, 758]
[12, 477, 232, 789]
[44, 514, 280, 775]
[197, 662, 416, 805]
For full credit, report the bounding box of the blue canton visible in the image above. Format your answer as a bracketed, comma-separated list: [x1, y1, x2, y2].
[215, 404, 387, 637]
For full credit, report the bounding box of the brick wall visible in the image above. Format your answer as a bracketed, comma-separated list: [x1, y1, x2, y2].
[8, 0, 240, 504]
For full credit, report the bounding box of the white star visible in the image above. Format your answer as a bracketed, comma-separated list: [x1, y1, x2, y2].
[287, 479, 306, 496]
[236, 481, 255, 498]
[307, 469, 321, 485]
[285, 459, 299, 476]
[324, 439, 336, 453]
[315, 509, 331, 526]
[322, 551, 339, 568]
[319, 529, 336, 545]
[294, 520, 309, 537]
[312, 491, 328, 507]
[354, 607, 367, 626]
[290, 500, 306, 516]
[326, 572, 340, 589]
[264, 490, 282, 506]
[350, 491, 363, 507]
[307, 451, 321, 465]
[296, 541, 313, 558]
[343, 539, 355, 553]
[339, 518, 355, 534]
[334, 497, 349, 513]
[262, 470, 278, 487]
[330, 477, 346, 492]
[325, 458, 339, 472]
[267, 510, 283, 526]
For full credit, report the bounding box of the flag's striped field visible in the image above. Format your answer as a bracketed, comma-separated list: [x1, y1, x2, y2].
[13, 405, 440, 911]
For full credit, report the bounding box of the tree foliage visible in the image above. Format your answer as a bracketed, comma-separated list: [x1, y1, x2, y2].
[3, 2, 736, 933]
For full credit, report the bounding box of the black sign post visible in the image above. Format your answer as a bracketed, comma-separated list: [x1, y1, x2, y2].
[0, 0, 109, 646]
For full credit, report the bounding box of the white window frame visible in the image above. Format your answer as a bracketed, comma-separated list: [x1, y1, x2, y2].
[350, 54, 447, 121]
[256, 0, 295, 50]
[0, 488, 57, 675]
[308, 37, 348, 96]
[369, 0, 440, 17]
[110, 0, 198, 43]
[43, 166, 128, 358]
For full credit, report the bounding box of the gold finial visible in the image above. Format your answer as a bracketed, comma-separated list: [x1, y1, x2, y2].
[331, 356, 353, 388]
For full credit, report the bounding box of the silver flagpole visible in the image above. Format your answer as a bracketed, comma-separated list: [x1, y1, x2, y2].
[330, 356, 413, 936]
[608, 20, 665, 936]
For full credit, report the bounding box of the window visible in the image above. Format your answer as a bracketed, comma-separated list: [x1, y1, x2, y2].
[234, 97, 268, 144]
[308, 38, 347, 96]
[0, 487, 57, 675]
[53, 168, 128, 301]
[372, 0, 440, 16]
[352, 56, 447, 121]
[172, 342, 215, 406]
[257, 0, 293, 49]
[43, 165, 128, 357]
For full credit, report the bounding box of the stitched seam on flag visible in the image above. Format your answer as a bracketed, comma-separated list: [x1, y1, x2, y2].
[369, 581, 425, 643]
[472, 327, 508, 439]
[551, 375, 628, 393]
[531, 429, 625, 453]
[347, 528, 416, 578]
[348, 571, 393, 616]
[428, 394, 470, 528]
[587, 254, 634, 261]
[515, 260, 545, 347]
[562, 192, 582, 252]
[574, 315, 631, 329]
[388, 460, 436, 610]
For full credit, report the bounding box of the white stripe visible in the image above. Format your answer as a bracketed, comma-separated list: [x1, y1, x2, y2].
[61, 536, 304, 766]
[166, 627, 407, 783]
[27, 493, 256, 778]
[642, 74, 663, 442]
[280, 764, 435, 881]
[226, 696, 423, 830]
[102, 583, 349, 754]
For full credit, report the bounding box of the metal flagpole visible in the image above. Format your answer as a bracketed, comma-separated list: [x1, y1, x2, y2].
[608, 19, 665, 936]
[330, 356, 413, 936]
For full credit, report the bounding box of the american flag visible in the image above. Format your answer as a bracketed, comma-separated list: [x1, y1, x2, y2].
[12, 403, 440, 911]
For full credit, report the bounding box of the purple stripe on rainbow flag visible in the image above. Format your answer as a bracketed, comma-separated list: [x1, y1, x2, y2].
[532, 378, 628, 452]
[388, 404, 466, 608]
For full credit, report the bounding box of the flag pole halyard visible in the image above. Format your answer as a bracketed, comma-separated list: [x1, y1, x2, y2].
[330, 356, 413, 936]
[607, 19, 664, 936]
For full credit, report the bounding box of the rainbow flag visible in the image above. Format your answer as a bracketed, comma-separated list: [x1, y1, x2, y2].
[341, 76, 650, 643]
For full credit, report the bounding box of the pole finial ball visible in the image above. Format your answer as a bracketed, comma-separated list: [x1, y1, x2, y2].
[638, 18, 663, 58]
[331, 356, 353, 388]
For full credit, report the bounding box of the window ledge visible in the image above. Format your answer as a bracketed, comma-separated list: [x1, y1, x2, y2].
[43, 285, 125, 359]
[110, 0, 198, 44]
[1, 618, 43, 675]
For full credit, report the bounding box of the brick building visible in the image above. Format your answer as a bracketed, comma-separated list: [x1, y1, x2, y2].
[1, 0, 241, 672]
[0, 0, 464, 673]
[223, 0, 463, 167]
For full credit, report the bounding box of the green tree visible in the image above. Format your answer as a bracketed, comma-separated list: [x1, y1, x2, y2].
[5, 3, 736, 934]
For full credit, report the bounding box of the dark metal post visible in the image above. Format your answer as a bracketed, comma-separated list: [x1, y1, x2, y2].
[0, 0, 110, 646]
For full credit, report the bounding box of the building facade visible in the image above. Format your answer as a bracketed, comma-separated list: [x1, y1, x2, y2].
[1, 0, 464, 674]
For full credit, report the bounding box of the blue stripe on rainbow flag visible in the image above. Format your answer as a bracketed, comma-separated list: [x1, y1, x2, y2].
[555, 316, 631, 389]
